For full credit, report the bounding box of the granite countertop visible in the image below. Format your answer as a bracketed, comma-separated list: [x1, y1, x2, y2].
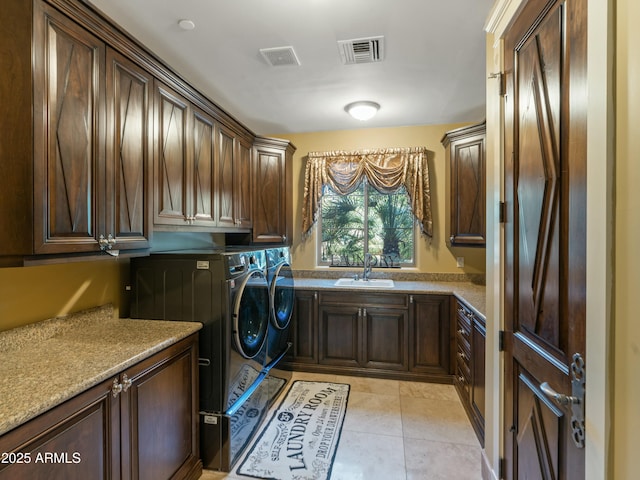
[293, 278, 486, 319]
[0, 304, 201, 436]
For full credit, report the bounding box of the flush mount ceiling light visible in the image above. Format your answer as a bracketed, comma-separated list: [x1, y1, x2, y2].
[178, 19, 196, 30]
[344, 101, 380, 121]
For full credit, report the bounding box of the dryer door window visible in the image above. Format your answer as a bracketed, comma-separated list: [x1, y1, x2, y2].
[233, 270, 269, 358]
[270, 263, 294, 330]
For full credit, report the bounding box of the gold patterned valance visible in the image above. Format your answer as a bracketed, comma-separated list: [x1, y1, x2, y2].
[302, 146, 432, 237]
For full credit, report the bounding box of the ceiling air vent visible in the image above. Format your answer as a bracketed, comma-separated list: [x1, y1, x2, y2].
[337, 36, 384, 65]
[259, 46, 301, 67]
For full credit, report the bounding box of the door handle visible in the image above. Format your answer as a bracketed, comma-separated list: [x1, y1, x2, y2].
[540, 382, 579, 406]
[539, 353, 586, 449]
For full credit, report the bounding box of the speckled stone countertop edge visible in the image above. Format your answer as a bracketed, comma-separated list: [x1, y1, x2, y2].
[0, 304, 201, 436]
[292, 278, 486, 319]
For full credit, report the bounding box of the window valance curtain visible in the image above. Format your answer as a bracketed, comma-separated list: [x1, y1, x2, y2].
[302, 146, 433, 237]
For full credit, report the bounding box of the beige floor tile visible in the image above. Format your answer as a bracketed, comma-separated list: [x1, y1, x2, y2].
[404, 438, 482, 480]
[399, 380, 458, 401]
[342, 391, 403, 436]
[336, 374, 401, 396]
[330, 430, 407, 480]
[401, 396, 479, 446]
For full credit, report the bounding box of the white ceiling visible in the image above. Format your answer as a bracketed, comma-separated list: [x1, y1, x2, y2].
[88, 0, 495, 135]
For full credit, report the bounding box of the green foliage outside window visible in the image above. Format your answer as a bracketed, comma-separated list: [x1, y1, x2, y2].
[319, 181, 415, 267]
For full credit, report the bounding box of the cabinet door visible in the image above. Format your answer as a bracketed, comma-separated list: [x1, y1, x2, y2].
[154, 82, 190, 226]
[105, 48, 152, 250]
[471, 317, 486, 433]
[33, 2, 105, 254]
[318, 304, 360, 367]
[190, 107, 216, 226]
[408, 294, 451, 375]
[361, 306, 408, 371]
[443, 123, 486, 246]
[252, 146, 287, 243]
[288, 290, 318, 364]
[121, 335, 199, 480]
[215, 124, 236, 228]
[235, 138, 253, 228]
[0, 377, 120, 480]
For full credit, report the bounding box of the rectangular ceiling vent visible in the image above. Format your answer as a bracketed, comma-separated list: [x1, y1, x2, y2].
[260, 46, 301, 67]
[337, 36, 384, 65]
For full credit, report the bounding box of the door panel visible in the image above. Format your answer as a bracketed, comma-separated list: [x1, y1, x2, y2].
[154, 83, 189, 225]
[191, 108, 216, 226]
[504, 0, 587, 478]
[106, 49, 151, 249]
[33, 3, 105, 253]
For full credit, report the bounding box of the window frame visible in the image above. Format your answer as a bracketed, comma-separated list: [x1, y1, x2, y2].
[316, 180, 417, 268]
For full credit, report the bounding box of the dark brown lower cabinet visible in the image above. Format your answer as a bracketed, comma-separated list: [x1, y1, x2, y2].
[284, 289, 450, 383]
[0, 334, 201, 480]
[287, 289, 319, 364]
[453, 298, 486, 446]
[408, 294, 452, 379]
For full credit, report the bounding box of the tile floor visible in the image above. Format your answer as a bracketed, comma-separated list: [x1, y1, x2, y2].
[199, 372, 482, 480]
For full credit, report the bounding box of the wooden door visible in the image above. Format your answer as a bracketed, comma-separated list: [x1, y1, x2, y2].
[361, 306, 408, 371]
[191, 107, 216, 226]
[121, 336, 200, 480]
[252, 146, 286, 243]
[0, 376, 120, 480]
[105, 48, 152, 250]
[287, 290, 319, 364]
[408, 294, 451, 376]
[215, 124, 236, 228]
[318, 304, 360, 367]
[154, 82, 190, 226]
[503, 0, 587, 478]
[235, 137, 253, 228]
[33, 2, 105, 254]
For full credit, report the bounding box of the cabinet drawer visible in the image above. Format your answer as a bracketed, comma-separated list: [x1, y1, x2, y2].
[320, 291, 408, 308]
[456, 317, 471, 349]
[455, 363, 470, 396]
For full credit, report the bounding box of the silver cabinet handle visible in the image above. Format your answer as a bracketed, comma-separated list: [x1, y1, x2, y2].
[99, 234, 117, 251]
[409, 295, 414, 304]
[122, 374, 133, 392]
[362, 308, 367, 317]
[111, 378, 123, 397]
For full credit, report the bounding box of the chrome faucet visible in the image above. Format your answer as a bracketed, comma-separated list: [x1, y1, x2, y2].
[363, 253, 373, 281]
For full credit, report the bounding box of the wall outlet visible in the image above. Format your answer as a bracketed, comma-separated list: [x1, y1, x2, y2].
[456, 257, 465, 268]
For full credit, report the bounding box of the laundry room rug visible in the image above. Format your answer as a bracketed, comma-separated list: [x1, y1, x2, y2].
[237, 380, 350, 480]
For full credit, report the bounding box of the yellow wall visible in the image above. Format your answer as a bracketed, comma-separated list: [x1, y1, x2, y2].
[0, 260, 122, 332]
[271, 124, 486, 274]
[614, 0, 640, 476]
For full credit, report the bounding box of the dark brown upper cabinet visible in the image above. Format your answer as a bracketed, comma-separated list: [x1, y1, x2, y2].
[33, 2, 106, 255]
[0, 0, 154, 264]
[105, 48, 152, 250]
[252, 136, 296, 244]
[442, 122, 486, 246]
[215, 124, 252, 230]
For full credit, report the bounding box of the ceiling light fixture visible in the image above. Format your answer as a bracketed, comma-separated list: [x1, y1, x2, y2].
[178, 19, 196, 31]
[344, 101, 380, 121]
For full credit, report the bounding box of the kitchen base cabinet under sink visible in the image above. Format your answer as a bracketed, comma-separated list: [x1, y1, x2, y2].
[283, 290, 452, 383]
[0, 334, 201, 480]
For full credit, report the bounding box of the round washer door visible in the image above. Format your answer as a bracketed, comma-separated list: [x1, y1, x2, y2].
[232, 269, 270, 359]
[270, 263, 294, 330]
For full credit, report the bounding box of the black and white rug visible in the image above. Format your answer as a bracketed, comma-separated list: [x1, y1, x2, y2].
[237, 380, 350, 480]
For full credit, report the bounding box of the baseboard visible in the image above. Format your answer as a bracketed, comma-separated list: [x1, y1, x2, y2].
[481, 449, 498, 480]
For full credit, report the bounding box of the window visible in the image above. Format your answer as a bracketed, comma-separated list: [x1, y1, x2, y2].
[318, 180, 415, 268]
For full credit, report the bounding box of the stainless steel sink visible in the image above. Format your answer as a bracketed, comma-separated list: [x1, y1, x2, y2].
[334, 278, 395, 289]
